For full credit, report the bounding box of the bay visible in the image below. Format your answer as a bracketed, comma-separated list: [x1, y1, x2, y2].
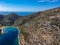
[0, 26, 19, 45]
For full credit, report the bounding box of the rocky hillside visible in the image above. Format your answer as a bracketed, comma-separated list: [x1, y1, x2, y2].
[0, 13, 21, 25]
[14, 7, 60, 45]
[0, 12, 37, 26]
[0, 14, 4, 24]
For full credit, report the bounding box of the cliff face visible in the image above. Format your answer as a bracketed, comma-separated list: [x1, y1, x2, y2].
[15, 7, 60, 45]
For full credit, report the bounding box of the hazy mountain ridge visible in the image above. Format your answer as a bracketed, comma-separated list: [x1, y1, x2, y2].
[0, 12, 38, 26]
[0, 13, 21, 25]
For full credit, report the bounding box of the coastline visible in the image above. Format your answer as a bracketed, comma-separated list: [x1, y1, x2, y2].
[0, 26, 20, 45]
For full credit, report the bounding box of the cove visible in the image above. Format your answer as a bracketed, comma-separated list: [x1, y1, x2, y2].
[0, 26, 19, 45]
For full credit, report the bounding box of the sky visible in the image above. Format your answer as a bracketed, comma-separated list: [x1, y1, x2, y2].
[0, 0, 60, 12]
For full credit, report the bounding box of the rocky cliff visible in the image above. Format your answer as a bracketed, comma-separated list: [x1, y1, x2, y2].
[15, 7, 60, 45]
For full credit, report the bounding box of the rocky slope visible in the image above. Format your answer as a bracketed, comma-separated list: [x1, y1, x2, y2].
[15, 7, 60, 45]
[0, 14, 4, 25]
[0, 13, 21, 26]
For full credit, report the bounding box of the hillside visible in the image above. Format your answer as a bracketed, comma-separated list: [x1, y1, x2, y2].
[0, 13, 21, 26]
[14, 7, 60, 45]
[0, 14, 4, 25]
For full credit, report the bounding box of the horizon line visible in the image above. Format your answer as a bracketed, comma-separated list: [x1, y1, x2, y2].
[0, 7, 60, 12]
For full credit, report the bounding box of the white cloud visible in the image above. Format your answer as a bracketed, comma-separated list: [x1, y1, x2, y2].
[0, 3, 24, 12]
[38, 0, 58, 2]
[0, 2, 47, 12]
[0, 3, 39, 12]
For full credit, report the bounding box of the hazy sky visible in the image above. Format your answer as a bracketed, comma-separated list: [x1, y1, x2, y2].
[0, 0, 60, 12]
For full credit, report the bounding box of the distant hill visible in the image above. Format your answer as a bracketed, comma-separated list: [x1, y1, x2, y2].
[0, 14, 4, 20]
[1, 13, 20, 25]
[5, 13, 20, 25]
[0, 14, 4, 25]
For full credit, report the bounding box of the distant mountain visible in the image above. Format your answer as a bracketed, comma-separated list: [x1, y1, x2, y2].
[5, 13, 20, 24]
[0, 14, 4, 20]
[2, 13, 20, 25]
[14, 7, 60, 45]
[0, 14, 4, 24]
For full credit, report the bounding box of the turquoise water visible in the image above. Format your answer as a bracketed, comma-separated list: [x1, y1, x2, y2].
[0, 26, 19, 45]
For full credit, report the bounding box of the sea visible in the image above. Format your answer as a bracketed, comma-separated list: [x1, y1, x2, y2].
[0, 26, 19, 45]
[0, 12, 35, 16]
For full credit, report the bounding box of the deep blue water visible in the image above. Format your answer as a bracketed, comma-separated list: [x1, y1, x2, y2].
[0, 26, 19, 45]
[0, 12, 34, 16]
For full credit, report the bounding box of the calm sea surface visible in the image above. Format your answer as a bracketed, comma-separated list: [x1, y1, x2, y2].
[0, 12, 34, 16]
[0, 26, 19, 45]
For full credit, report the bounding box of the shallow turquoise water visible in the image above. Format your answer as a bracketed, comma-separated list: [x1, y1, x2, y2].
[0, 26, 19, 45]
